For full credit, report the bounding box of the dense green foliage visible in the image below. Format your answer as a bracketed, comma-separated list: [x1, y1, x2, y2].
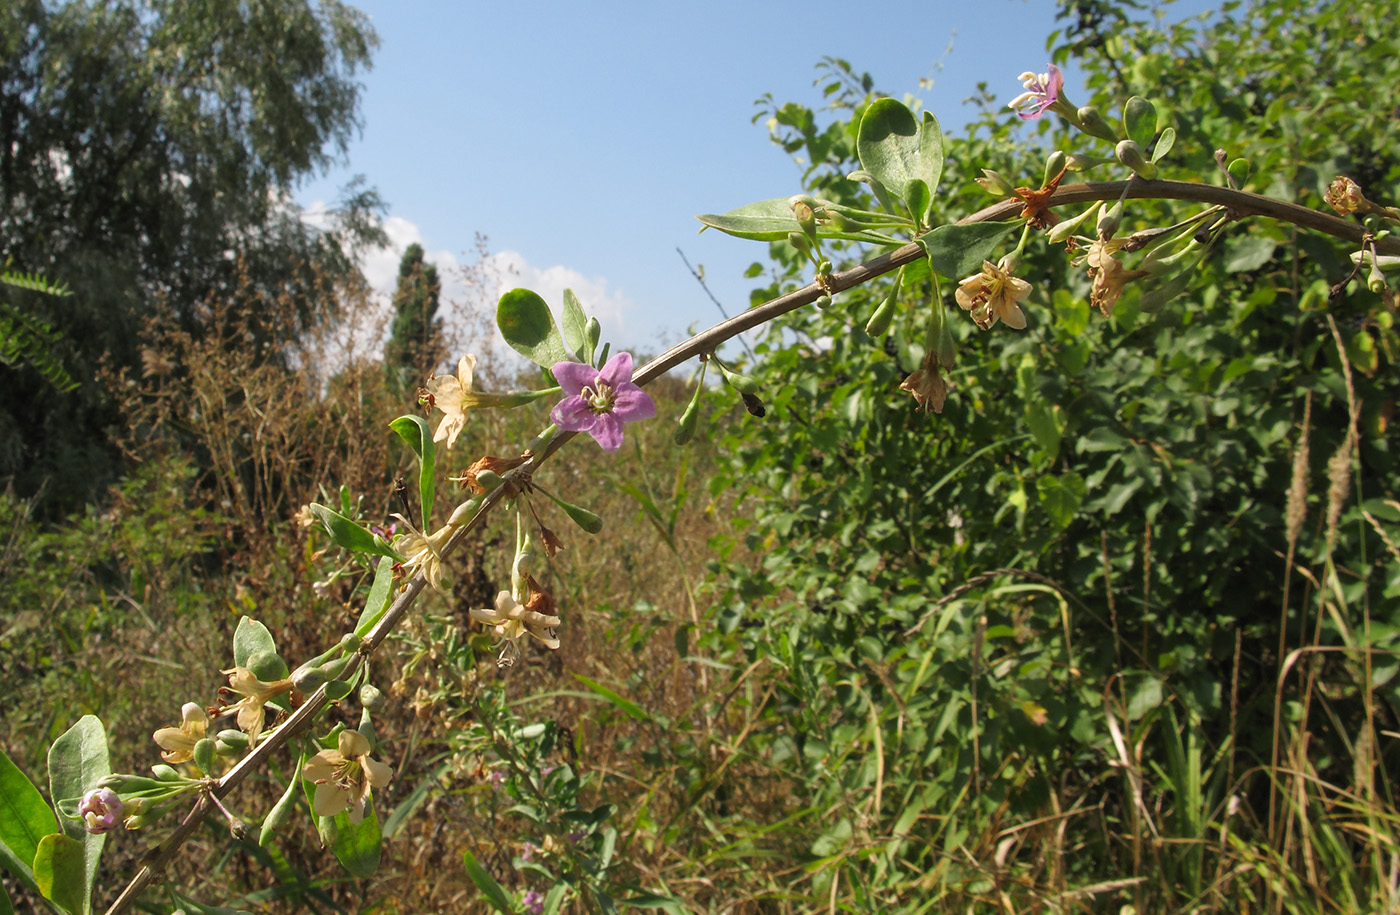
[692, 0, 1400, 908]
[0, 0, 382, 509]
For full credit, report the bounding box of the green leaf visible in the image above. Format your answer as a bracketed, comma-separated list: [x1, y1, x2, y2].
[232, 617, 286, 677]
[1123, 96, 1157, 148]
[696, 198, 891, 244]
[389, 414, 436, 531]
[324, 805, 381, 878]
[919, 110, 945, 204]
[0, 880, 14, 915]
[1151, 126, 1176, 163]
[497, 288, 575, 370]
[258, 757, 303, 848]
[462, 849, 513, 913]
[695, 198, 799, 241]
[165, 888, 254, 915]
[309, 504, 402, 561]
[572, 673, 650, 722]
[1127, 677, 1164, 720]
[857, 99, 924, 215]
[0, 749, 58, 894]
[1036, 472, 1085, 529]
[917, 221, 1018, 280]
[33, 833, 86, 915]
[354, 556, 397, 638]
[45, 715, 109, 915]
[1025, 404, 1063, 463]
[1223, 235, 1277, 273]
[561, 289, 589, 361]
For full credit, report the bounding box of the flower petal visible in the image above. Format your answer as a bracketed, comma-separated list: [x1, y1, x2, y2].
[338, 729, 372, 759]
[550, 395, 595, 430]
[313, 780, 349, 818]
[303, 750, 340, 784]
[551, 362, 600, 396]
[610, 386, 657, 422]
[596, 351, 635, 387]
[362, 755, 393, 789]
[588, 413, 625, 452]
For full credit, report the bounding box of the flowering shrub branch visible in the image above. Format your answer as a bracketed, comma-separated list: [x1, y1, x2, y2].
[7, 65, 1400, 915]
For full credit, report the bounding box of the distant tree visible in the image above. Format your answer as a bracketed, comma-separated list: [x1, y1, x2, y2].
[0, 0, 382, 509]
[384, 243, 445, 392]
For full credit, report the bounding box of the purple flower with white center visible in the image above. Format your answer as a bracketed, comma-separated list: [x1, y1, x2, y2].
[522, 889, 545, 915]
[1008, 65, 1064, 120]
[79, 787, 123, 835]
[550, 353, 656, 452]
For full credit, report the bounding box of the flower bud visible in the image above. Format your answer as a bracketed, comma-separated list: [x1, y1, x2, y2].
[673, 401, 701, 446]
[78, 788, 123, 835]
[97, 773, 165, 793]
[1076, 106, 1120, 142]
[741, 392, 767, 417]
[360, 683, 385, 711]
[1227, 158, 1251, 188]
[215, 729, 249, 755]
[585, 316, 601, 354]
[865, 288, 898, 337]
[787, 232, 811, 256]
[192, 738, 216, 775]
[151, 764, 182, 782]
[1097, 200, 1124, 240]
[448, 497, 483, 527]
[1066, 153, 1113, 172]
[1369, 261, 1388, 294]
[1048, 202, 1102, 245]
[473, 469, 503, 492]
[1043, 150, 1067, 187]
[292, 665, 328, 691]
[814, 294, 832, 309]
[716, 362, 760, 395]
[1115, 140, 1157, 179]
[975, 169, 1015, 196]
[325, 679, 353, 701]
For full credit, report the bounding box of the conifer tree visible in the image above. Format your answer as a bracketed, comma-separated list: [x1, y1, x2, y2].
[384, 243, 444, 391]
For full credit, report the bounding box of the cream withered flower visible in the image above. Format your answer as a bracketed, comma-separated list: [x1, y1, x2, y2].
[303, 729, 393, 824]
[391, 514, 456, 593]
[215, 667, 293, 744]
[423, 354, 480, 448]
[152, 702, 209, 764]
[954, 258, 1032, 330]
[470, 586, 561, 668]
[899, 353, 952, 414]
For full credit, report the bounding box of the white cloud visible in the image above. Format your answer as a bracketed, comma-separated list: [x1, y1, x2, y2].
[483, 250, 634, 334]
[298, 206, 639, 375]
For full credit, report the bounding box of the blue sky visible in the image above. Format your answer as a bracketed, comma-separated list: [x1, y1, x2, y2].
[298, 0, 1218, 360]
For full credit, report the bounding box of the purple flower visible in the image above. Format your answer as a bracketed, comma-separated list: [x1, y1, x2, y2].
[550, 353, 656, 452]
[1008, 65, 1063, 120]
[522, 889, 545, 914]
[79, 787, 123, 835]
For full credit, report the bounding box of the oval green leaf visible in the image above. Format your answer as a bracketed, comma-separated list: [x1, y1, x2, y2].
[917, 221, 1019, 280]
[389, 414, 436, 531]
[34, 833, 85, 915]
[1123, 96, 1157, 149]
[0, 750, 57, 895]
[857, 99, 921, 211]
[309, 504, 402, 561]
[463, 849, 513, 913]
[497, 288, 575, 370]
